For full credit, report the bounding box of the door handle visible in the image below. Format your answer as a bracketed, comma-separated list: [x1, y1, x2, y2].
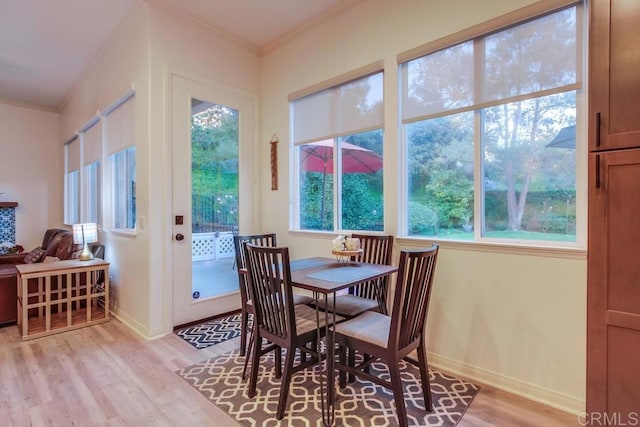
[175, 233, 184, 241]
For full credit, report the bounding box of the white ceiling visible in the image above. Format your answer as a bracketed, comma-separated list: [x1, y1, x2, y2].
[0, 0, 358, 111]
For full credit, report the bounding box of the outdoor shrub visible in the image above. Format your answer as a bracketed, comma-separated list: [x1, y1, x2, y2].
[408, 201, 439, 235]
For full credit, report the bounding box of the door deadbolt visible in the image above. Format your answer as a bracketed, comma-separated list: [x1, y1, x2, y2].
[175, 233, 184, 241]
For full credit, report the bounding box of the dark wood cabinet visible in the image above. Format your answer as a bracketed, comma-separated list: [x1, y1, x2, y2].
[587, 0, 640, 419]
[588, 150, 640, 418]
[589, 0, 640, 151]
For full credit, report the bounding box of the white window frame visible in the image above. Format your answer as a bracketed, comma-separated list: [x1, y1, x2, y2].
[64, 90, 136, 234]
[397, 1, 586, 249]
[79, 118, 102, 225]
[289, 62, 385, 233]
[102, 91, 136, 233]
[64, 136, 80, 225]
[109, 146, 136, 230]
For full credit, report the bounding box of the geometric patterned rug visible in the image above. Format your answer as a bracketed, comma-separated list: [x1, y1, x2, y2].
[177, 349, 479, 426]
[175, 314, 243, 349]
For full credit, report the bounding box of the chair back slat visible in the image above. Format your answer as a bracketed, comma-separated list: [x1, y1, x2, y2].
[233, 233, 277, 305]
[233, 233, 277, 270]
[244, 243, 294, 341]
[390, 245, 439, 350]
[350, 234, 394, 312]
[355, 234, 393, 265]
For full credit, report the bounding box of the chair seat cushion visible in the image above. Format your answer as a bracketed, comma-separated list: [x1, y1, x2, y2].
[295, 304, 344, 336]
[333, 311, 390, 348]
[292, 293, 314, 306]
[314, 294, 379, 317]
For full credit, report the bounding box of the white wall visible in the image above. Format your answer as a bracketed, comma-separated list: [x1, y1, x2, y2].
[60, 3, 152, 337]
[259, 0, 586, 413]
[147, 3, 260, 336]
[59, 2, 260, 338]
[0, 102, 61, 249]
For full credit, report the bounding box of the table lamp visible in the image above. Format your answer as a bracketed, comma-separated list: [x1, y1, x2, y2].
[72, 223, 98, 261]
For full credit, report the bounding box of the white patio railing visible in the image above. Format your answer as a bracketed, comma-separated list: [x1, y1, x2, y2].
[192, 232, 235, 261]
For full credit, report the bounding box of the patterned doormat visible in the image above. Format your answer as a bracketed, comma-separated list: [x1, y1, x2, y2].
[177, 349, 479, 426]
[175, 314, 244, 349]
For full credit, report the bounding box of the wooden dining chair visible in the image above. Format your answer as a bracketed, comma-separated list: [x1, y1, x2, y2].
[329, 245, 439, 427]
[233, 233, 277, 357]
[315, 234, 394, 317]
[244, 243, 344, 420]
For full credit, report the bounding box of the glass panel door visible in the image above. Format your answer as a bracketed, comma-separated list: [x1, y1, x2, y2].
[171, 75, 254, 326]
[190, 98, 239, 299]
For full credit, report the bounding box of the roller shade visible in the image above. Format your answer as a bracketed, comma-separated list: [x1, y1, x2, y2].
[81, 120, 101, 165]
[291, 69, 384, 146]
[400, 5, 582, 124]
[66, 137, 80, 172]
[104, 93, 135, 155]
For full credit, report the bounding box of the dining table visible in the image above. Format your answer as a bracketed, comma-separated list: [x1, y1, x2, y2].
[288, 256, 398, 426]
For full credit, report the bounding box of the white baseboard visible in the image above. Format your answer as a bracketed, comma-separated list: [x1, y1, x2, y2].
[110, 305, 165, 340]
[427, 351, 585, 415]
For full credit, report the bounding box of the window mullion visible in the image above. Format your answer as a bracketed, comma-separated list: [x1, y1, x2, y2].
[474, 110, 484, 240]
[474, 37, 485, 240]
[335, 139, 342, 231]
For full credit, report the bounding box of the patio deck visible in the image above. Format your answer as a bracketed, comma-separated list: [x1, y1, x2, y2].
[191, 257, 239, 300]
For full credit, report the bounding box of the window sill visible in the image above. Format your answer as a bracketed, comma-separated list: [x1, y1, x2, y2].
[103, 228, 138, 238]
[395, 237, 586, 260]
[290, 229, 390, 238]
[288, 230, 586, 260]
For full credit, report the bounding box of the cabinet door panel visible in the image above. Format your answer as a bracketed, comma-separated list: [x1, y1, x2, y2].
[606, 161, 640, 314]
[590, 0, 640, 150]
[608, 326, 640, 419]
[588, 149, 640, 413]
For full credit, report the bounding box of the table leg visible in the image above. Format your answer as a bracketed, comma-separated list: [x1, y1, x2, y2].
[314, 291, 336, 426]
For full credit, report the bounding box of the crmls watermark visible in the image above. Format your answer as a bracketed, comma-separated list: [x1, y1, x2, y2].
[578, 412, 640, 426]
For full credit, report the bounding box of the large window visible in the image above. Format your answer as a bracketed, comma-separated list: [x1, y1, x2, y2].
[81, 120, 101, 225]
[400, 5, 583, 245]
[104, 93, 136, 231]
[65, 121, 101, 226]
[84, 161, 100, 224]
[64, 136, 80, 225]
[110, 147, 136, 229]
[291, 66, 384, 232]
[64, 92, 135, 231]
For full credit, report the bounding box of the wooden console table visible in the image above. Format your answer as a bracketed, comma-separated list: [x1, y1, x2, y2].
[16, 259, 109, 341]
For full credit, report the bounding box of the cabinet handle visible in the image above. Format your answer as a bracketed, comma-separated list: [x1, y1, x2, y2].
[595, 155, 601, 189]
[595, 112, 601, 147]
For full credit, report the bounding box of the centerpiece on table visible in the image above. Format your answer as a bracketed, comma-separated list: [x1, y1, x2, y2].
[331, 235, 362, 263]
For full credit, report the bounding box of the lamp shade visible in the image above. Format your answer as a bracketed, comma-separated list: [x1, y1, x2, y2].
[72, 223, 98, 261]
[72, 223, 98, 244]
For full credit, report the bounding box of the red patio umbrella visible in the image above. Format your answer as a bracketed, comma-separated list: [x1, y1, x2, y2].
[300, 139, 383, 173]
[300, 139, 383, 229]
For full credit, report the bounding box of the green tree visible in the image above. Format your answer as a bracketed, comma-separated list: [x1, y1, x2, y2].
[191, 105, 239, 196]
[190, 103, 239, 231]
[481, 9, 577, 231]
[407, 115, 474, 231]
[342, 130, 383, 230]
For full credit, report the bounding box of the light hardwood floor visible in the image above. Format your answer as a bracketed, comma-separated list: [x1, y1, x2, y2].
[0, 318, 578, 426]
